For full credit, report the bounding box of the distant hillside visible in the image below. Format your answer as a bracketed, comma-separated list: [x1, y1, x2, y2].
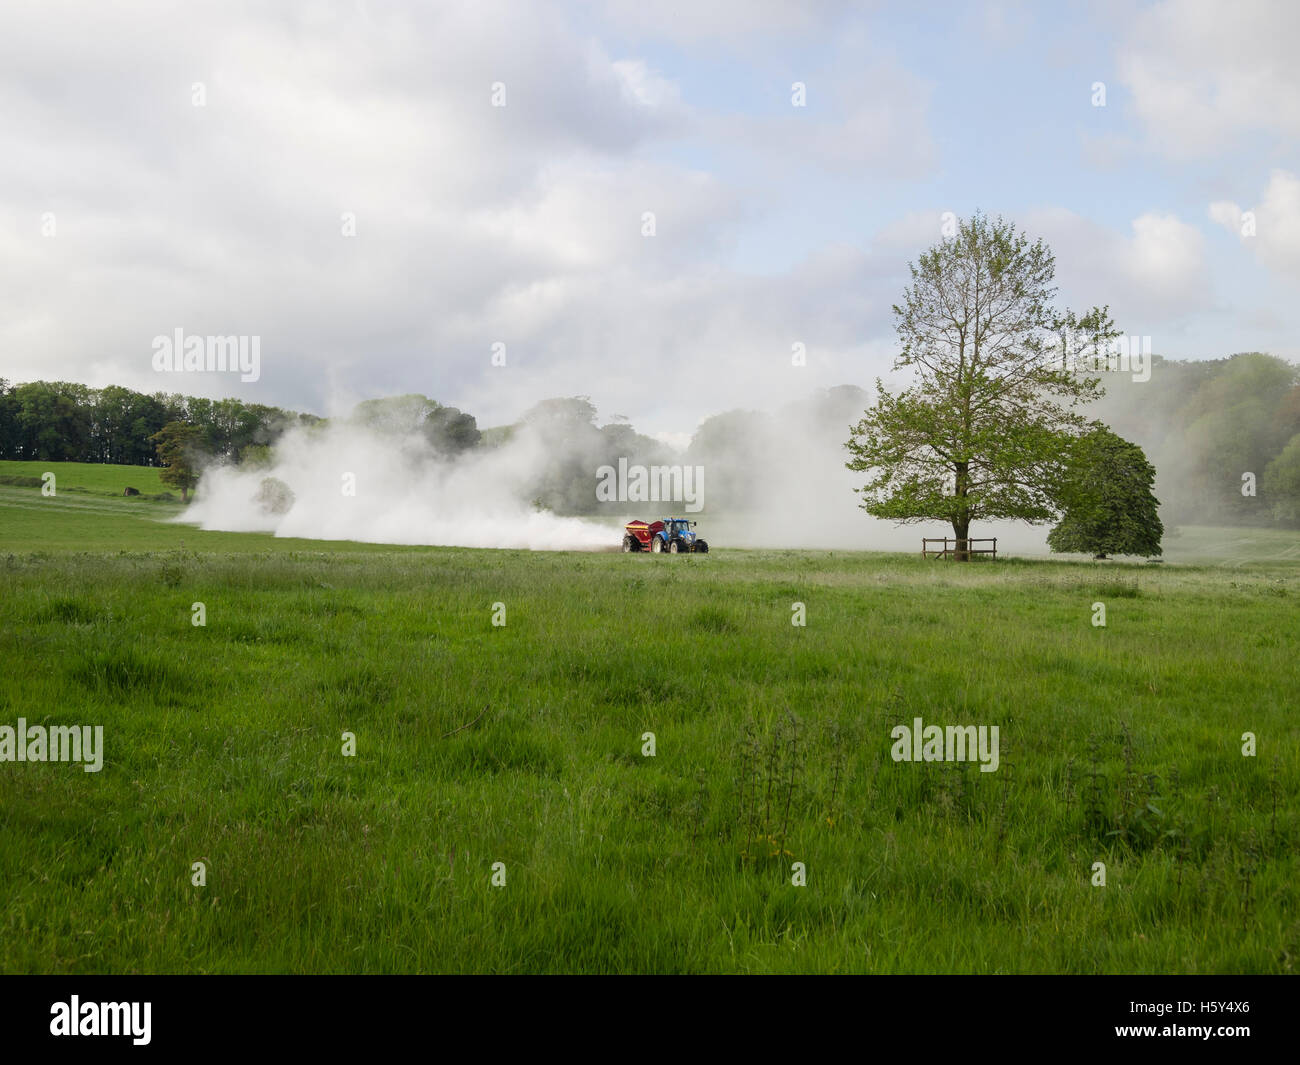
[0, 460, 170, 498]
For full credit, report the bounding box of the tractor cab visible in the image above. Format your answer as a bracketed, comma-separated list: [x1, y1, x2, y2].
[665, 518, 695, 542]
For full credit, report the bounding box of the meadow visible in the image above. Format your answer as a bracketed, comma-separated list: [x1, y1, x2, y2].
[0, 464, 1297, 972]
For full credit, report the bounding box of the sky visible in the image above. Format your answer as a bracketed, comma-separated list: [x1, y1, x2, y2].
[2, 0, 1298, 443]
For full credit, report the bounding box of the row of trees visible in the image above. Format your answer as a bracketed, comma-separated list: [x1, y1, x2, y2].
[0, 380, 318, 466]
[141, 393, 485, 501]
[8, 211, 1299, 552]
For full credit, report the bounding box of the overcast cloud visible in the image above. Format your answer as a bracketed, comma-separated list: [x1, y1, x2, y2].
[2, 0, 1298, 438]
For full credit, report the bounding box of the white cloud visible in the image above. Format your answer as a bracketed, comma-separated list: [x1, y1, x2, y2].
[0, 2, 704, 409]
[1, 0, 1290, 442]
[870, 210, 951, 255]
[1127, 212, 1207, 299]
[1208, 201, 1245, 232]
[1116, 0, 1300, 158]
[1208, 169, 1300, 277]
[610, 59, 684, 112]
[0, 0, 917, 437]
[1024, 207, 1210, 328]
[709, 58, 936, 181]
[587, 0, 844, 43]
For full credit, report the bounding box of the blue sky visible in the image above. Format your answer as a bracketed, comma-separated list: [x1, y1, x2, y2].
[595, 0, 1296, 331]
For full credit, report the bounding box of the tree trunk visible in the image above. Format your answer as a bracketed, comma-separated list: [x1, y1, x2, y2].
[182, 485, 189, 502]
[952, 517, 970, 561]
[952, 460, 970, 560]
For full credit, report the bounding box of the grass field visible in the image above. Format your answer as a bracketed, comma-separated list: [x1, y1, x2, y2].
[0, 460, 169, 497]
[1, 465, 1297, 973]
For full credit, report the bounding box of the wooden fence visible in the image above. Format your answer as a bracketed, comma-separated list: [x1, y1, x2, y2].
[922, 537, 997, 560]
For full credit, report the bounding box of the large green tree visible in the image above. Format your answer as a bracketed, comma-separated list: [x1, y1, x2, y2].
[12, 381, 92, 460]
[846, 212, 1120, 558]
[92, 385, 168, 465]
[1047, 426, 1163, 558]
[149, 422, 205, 502]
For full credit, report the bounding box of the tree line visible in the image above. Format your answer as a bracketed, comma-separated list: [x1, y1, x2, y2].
[0, 380, 318, 466]
[7, 222, 1300, 551]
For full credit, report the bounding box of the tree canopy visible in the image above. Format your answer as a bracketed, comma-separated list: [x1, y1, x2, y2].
[1047, 426, 1163, 558]
[148, 421, 205, 502]
[0, 379, 311, 465]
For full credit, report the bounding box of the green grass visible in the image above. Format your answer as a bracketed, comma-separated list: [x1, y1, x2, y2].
[0, 459, 169, 497]
[1, 465, 1298, 973]
[0, 483, 410, 554]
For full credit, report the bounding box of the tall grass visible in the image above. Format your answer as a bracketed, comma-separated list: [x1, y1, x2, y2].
[0, 495, 1297, 972]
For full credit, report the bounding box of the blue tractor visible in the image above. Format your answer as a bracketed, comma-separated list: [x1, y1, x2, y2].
[658, 517, 708, 555]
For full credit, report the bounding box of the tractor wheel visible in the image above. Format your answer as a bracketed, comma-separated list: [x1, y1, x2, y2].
[669, 539, 679, 554]
[622, 535, 636, 552]
[651, 537, 663, 553]
[694, 540, 709, 553]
